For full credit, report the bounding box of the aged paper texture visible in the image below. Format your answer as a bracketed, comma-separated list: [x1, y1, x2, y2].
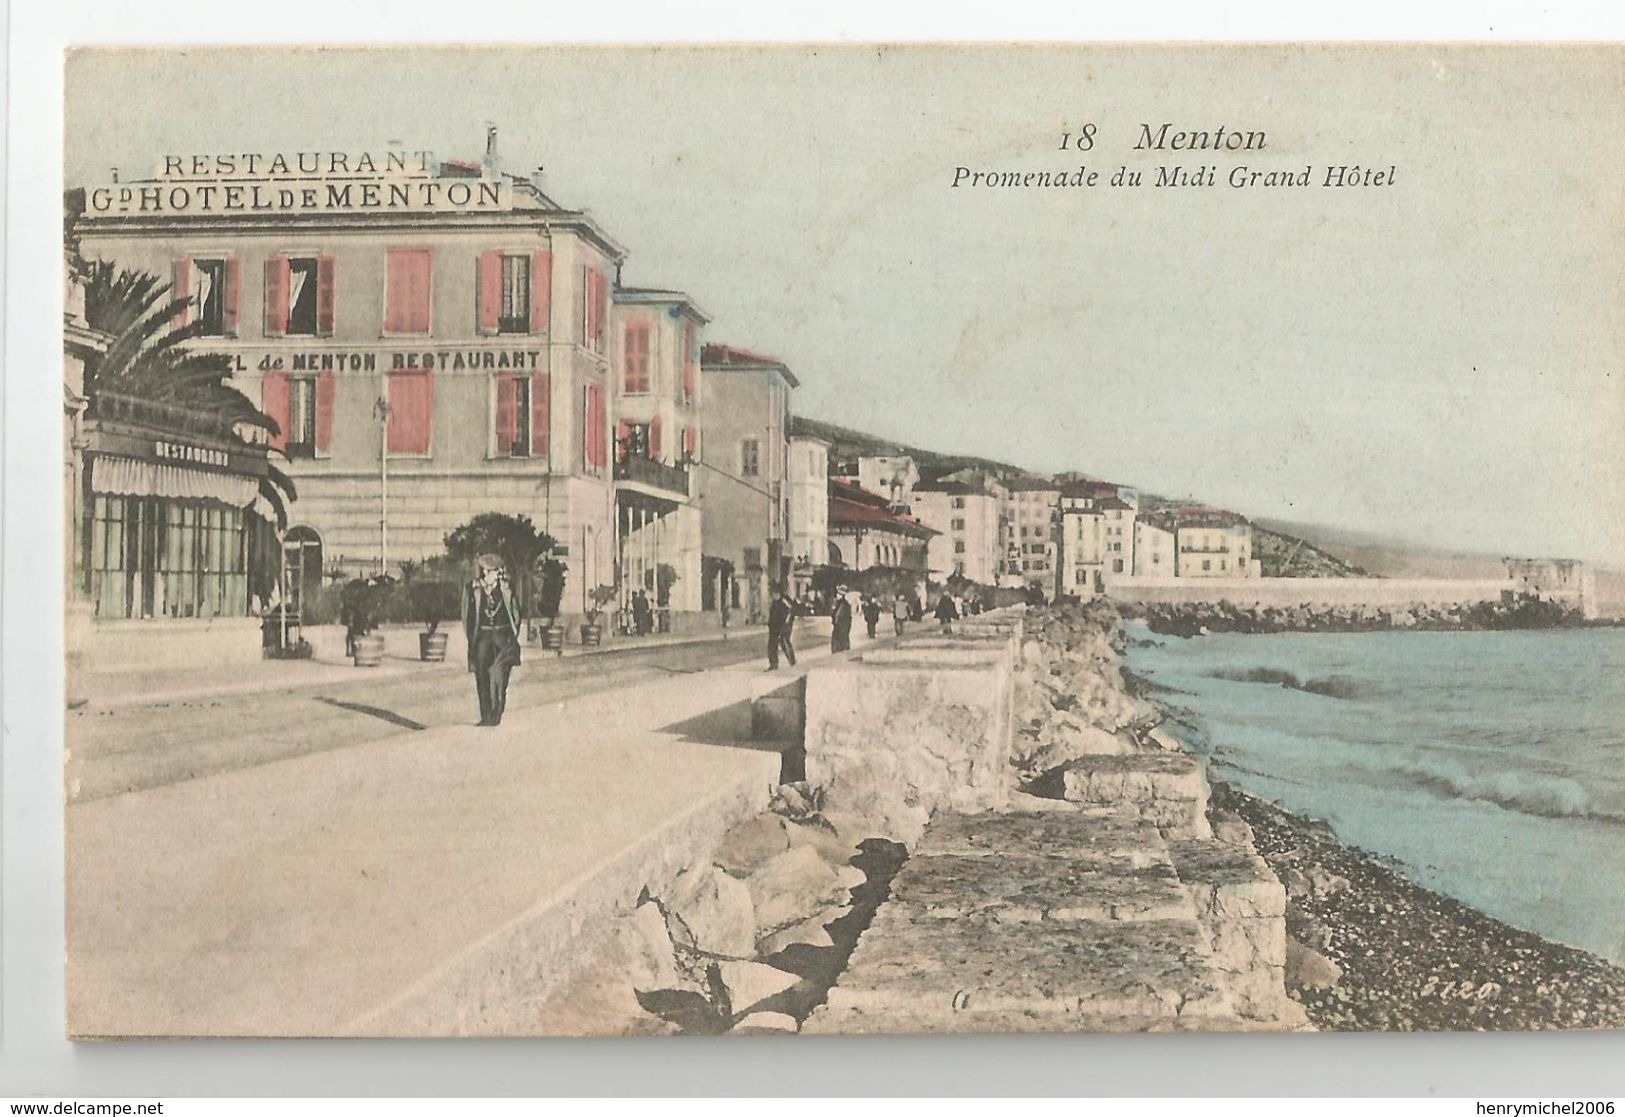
[61, 44, 1625, 1037]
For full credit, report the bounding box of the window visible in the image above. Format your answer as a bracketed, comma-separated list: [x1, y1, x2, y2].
[583, 266, 608, 352]
[495, 375, 532, 457]
[740, 438, 761, 478]
[682, 321, 698, 403]
[385, 247, 433, 334]
[952, 497, 965, 510]
[582, 383, 608, 471]
[386, 371, 434, 455]
[174, 256, 239, 337]
[951, 518, 965, 531]
[1202, 559, 1212, 572]
[264, 254, 333, 337]
[1112, 559, 1124, 573]
[623, 320, 651, 393]
[954, 541, 966, 554]
[499, 255, 531, 333]
[262, 372, 332, 457]
[743, 546, 762, 571]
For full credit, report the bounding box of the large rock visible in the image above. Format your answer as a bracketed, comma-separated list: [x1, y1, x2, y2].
[783, 817, 856, 867]
[665, 865, 757, 960]
[608, 901, 684, 994]
[714, 960, 800, 1016]
[1284, 937, 1342, 989]
[747, 845, 853, 937]
[714, 812, 791, 878]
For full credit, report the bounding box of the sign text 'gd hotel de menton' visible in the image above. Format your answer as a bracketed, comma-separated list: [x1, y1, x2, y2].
[85, 150, 513, 218]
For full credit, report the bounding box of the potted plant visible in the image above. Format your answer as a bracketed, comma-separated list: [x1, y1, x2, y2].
[580, 584, 617, 647]
[531, 555, 568, 652]
[655, 562, 680, 634]
[342, 576, 394, 667]
[410, 578, 461, 662]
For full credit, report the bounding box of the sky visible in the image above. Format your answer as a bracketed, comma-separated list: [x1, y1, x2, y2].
[64, 44, 1625, 562]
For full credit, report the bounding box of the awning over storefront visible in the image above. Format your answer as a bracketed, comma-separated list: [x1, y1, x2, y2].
[91, 455, 259, 509]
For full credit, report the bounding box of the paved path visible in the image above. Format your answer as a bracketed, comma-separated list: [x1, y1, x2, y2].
[67, 627, 815, 803]
[66, 635, 841, 1037]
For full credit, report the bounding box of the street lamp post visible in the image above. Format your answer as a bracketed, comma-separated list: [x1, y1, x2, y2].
[374, 395, 390, 576]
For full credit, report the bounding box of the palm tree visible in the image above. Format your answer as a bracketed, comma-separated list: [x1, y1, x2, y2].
[79, 260, 296, 528]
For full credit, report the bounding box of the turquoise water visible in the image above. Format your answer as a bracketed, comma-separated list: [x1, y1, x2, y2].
[1124, 626, 1625, 965]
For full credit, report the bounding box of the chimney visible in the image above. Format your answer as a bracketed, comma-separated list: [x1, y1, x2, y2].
[484, 123, 499, 170]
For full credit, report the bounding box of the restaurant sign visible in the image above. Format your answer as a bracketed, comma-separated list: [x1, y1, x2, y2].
[86, 149, 513, 218]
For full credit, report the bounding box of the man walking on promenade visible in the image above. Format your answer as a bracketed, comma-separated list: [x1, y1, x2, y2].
[862, 594, 883, 639]
[767, 584, 797, 670]
[934, 589, 960, 635]
[831, 587, 854, 653]
[893, 592, 910, 637]
[464, 553, 523, 727]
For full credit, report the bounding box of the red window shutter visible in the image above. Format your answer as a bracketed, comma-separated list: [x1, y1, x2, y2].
[495, 374, 519, 454]
[387, 372, 433, 455]
[316, 254, 336, 336]
[649, 414, 662, 459]
[172, 256, 192, 325]
[531, 372, 550, 458]
[262, 372, 290, 451]
[684, 425, 696, 458]
[683, 322, 697, 401]
[531, 250, 551, 334]
[583, 386, 594, 469]
[596, 387, 608, 467]
[386, 248, 432, 334]
[477, 250, 502, 334]
[314, 373, 336, 455]
[223, 256, 241, 335]
[264, 255, 290, 336]
[624, 321, 649, 393]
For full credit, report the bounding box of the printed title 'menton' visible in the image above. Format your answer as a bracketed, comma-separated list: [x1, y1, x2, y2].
[1135, 123, 1267, 151]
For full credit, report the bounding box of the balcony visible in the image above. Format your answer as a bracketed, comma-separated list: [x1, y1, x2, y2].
[614, 453, 691, 497]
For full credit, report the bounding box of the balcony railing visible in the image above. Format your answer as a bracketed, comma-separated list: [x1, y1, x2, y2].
[614, 453, 690, 496]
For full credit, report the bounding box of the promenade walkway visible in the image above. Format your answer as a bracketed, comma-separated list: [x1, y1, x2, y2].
[67, 644, 828, 1037]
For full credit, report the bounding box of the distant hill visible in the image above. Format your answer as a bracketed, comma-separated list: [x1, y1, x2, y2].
[789, 415, 1039, 481]
[1254, 518, 1512, 580]
[1252, 525, 1369, 578]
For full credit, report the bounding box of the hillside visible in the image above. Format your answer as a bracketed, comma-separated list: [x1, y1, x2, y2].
[789, 415, 1038, 481]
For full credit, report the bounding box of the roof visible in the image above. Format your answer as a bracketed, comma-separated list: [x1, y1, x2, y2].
[1004, 475, 1061, 493]
[1146, 506, 1250, 531]
[829, 479, 940, 539]
[700, 343, 800, 388]
[613, 286, 712, 324]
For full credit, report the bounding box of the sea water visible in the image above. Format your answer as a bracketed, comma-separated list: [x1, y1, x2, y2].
[1124, 626, 1625, 965]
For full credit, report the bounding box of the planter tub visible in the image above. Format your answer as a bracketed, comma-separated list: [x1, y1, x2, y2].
[419, 631, 450, 662]
[352, 633, 386, 667]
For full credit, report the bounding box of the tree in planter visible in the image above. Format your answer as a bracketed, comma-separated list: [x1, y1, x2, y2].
[443, 512, 558, 617]
[535, 556, 567, 620]
[339, 575, 395, 656]
[583, 584, 618, 629]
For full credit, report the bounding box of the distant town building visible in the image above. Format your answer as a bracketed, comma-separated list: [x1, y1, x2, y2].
[1504, 557, 1594, 618]
[696, 343, 796, 623]
[1165, 508, 1257, 578]
[1001, 476, 1060, 591]
[1057, 482, 1137, 596]
[610, 287, 709, 618]
[1132, 517, 1176, 576]
[787, 432, 832, 587]
[828, 478, 937, 575]
[911, 470, 1008, 585]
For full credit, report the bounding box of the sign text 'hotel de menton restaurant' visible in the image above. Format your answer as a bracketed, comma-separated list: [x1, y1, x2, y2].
[73, 137, 718, 660]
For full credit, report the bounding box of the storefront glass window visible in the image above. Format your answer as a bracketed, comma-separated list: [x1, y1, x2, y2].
[88, 495, 248, 620]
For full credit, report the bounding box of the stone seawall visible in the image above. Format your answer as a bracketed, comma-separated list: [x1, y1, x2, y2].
[804, 603, 1308, 1034]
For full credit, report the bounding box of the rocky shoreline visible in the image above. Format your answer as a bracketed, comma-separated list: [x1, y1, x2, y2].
[1123, 596, 1593, 637]
[1217, 778, 1625, 1030]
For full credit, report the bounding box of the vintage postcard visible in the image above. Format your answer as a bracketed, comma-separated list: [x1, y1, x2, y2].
[61, 43, 1625, 1038]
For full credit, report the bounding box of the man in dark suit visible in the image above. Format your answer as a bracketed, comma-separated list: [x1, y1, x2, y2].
[766, 584, 796, 670]
[463, 553, 523, 726]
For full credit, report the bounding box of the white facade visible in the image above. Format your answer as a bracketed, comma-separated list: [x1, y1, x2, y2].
[911, 477, 1007, 585]
[787, 434, 831, 567]
[1133, 519, 1176, 576]
[1002, 482, 1060, 590]
[1174, 521, 1256, 578]
[855, 454, 919, 510]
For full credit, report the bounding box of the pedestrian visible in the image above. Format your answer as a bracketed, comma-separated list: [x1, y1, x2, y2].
[934, 590, 960, 635]
[831, 587, 854, 653]
[862, 594, 882, 639]
[892, 592, 910, 636]
[463, 553, 523, 727]
[632, 589, 654, 637]
[767, 584, 797, 670]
